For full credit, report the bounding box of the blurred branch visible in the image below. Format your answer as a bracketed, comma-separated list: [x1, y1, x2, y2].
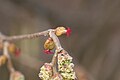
[0, 28, 66, 74]
[3, 30, 49, 41]
[3, 41, 15, 73]
[0, 27, 77, 80]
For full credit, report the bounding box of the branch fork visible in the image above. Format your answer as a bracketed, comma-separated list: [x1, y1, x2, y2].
[0, 27, 75, 80]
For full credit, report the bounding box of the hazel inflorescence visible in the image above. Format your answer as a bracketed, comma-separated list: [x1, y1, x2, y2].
[58, 52, 76, 80]
[39, 51, 76, 80]
[39, 63, 53, 80]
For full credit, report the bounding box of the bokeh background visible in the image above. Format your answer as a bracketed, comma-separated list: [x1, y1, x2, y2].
[0, 0, 120, 80]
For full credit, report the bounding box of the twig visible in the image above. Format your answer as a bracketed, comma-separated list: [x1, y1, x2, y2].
[49, 30, 64, 74]
[1, 29, 63, 51]
[49, 30, 63, 51]
[51, 50, 58, 74]
[3, 30, 49, 41]
[0, 28, 65, 75]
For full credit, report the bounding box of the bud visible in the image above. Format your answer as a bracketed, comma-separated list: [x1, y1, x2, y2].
[44, 38, 55, 54]
[8, 43, 21, 57]
[8, 43, 16, 54]
[44, 38, 55, 50]
[0, 55, 7, 66]
[55, 27, 66, 36]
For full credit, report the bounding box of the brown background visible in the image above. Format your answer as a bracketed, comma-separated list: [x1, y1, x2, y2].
[0, 0, 120, 80]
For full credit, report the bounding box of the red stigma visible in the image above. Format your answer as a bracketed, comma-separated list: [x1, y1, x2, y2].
[44, 50, 54, 54]
[66, 27, 71, 37]
[15, 48, 21, 57]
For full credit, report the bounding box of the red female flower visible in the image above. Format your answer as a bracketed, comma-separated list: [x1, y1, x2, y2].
[66, 27, 72, 37]
[15, 48, 21, 57]
[44, 49, 54, 54]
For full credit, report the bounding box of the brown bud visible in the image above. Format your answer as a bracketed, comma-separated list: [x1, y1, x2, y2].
[0, 55, 7, 66]
[44, 38, 55, 50]
[8, 43, 16, 54]
[55, 27, 66, 36]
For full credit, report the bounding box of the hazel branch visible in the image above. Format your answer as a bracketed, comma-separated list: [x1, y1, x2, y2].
[49, 30, 63, 52]
[3, 30, 49, 41]
[0, 27, 74, 79]
[49, 30, 65, 75]
[0, 28, 63, 71]
[51, 50, 58, 74]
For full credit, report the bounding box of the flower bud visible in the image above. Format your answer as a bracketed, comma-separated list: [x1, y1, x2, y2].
[8, 43, 16, 54]
[0, 55, 7, 66]
[55, 27, 66, 36]
[44, 38, 55, 50]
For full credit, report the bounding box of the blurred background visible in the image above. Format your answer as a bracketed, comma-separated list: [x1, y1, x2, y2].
[0, 0, 120, 80]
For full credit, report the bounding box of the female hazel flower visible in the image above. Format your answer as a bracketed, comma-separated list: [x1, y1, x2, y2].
[44, 38, 55, 54]
[55, 27, 71, 37]
[8, 43, 21, 57]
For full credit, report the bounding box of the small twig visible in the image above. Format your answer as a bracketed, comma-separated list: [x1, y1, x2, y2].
[3, 30, 49, 41]
[1, 29, 63, 51]
[0, 28, 65, 75]
[7, 59, 15, 73]
[51, 50, 58, 74]
[49, 30, 64, 75]
[49, 30, 63, 52]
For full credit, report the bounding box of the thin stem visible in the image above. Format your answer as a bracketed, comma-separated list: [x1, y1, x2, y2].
[3, 30, 49, 41]
[7, 59, 15, 73]
[0, 29, 63, 51]
[49, 31, 64, 75]
[3, 41, 15, 73]
[51, 50, 58, 74]
[0, 28, 65, 74]
[49, 30, 63, 52]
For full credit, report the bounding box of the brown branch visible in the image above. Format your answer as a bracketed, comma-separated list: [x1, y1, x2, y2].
[0, 28, 66, 75]
[49, 30, 63, 51]
[3, 30, 49, 41]
[49, 30, 65, 75]
[0, 29, 63, 51]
